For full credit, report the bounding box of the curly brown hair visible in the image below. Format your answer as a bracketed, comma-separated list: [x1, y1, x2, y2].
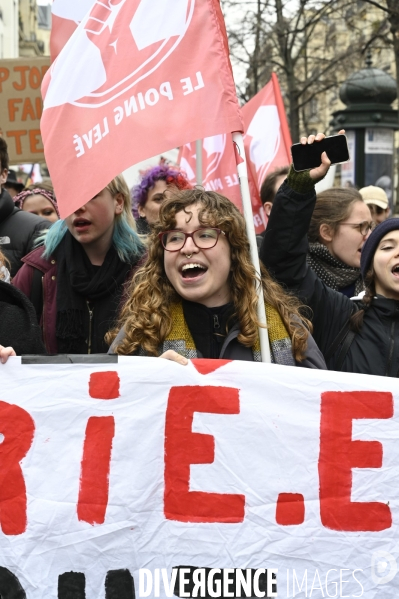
[107, 189, 312, 360]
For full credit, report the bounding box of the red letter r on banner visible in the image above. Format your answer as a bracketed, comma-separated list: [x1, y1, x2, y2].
[319, 391, 392, 531]
[164, 385, 245, 523]
[0, 401, 35, 535]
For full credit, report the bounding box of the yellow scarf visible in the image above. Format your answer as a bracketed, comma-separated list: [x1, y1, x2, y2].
[161, 302, 295, 365]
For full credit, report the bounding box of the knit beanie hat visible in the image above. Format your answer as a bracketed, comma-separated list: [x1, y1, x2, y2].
[360, 218, 399, 279]
[13, 188, 59, 218]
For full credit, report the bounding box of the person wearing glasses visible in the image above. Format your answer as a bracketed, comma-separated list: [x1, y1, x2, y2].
[307, 187, 373, 297]
[260, 130, 399, 376]
[107, 188, 326, 369]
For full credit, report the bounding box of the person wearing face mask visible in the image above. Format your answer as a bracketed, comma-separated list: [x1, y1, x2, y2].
[260, 130, 399, 376]
[132, 164, 191, 234]
[107, 188, 326, 370]
[11, 175, 144, 355]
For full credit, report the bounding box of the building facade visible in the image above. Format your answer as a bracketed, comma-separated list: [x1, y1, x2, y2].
[19, 0, 50, 56]
[0, 0, 19, 58]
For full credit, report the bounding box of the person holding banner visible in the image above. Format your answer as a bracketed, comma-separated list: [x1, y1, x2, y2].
[108, 188, 326, 368]
[12, 176, 144, 355]
[260, 131, 399, 376]
[132, 165, 191, 234]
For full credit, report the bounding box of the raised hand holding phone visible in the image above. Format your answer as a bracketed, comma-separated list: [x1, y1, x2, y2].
[292, 130, 348, 174]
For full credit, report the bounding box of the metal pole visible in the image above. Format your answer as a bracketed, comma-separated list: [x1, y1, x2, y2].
[232, 131, 271, 363]
[195, 139, 203, 185]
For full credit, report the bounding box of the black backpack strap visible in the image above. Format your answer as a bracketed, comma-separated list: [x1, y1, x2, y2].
[29, 268, 44, 324]
[335, 329, 357, 370]
[324, 301, 362, 366]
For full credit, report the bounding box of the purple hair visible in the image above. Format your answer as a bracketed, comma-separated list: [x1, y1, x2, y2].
[132, 164, 190, 218]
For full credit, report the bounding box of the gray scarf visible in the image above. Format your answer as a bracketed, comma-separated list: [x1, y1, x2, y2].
[307, 242, 364, 295]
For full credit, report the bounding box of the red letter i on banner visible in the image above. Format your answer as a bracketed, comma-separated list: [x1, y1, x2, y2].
[77, 372, 119, 525]
[77, 416, 115, 525]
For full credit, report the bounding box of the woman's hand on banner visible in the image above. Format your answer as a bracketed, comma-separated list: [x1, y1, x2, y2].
[159, 350, 188, 366]
[0, 345, 16, 364]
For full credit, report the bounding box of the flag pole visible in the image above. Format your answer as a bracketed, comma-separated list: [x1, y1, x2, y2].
[232, 131, 271, 363]
[195, 139, 203, 185]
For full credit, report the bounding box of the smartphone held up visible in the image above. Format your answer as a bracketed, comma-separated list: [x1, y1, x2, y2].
[291, 134, 350, 172]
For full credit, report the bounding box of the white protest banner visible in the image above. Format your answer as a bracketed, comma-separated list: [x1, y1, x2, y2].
[0, 356, 398, 598]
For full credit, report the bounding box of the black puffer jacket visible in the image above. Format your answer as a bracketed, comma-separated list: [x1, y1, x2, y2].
[0, 188, 50, 277]
[0, 279, 45, 355]
[260, 179, 399, 377]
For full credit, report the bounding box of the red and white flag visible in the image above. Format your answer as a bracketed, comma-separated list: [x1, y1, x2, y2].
[178, 134, 266, 232]
[242, 73, 292, 201]
[41, 0, 243, 218]
[50, 0, 95, 62]
[178, 135, 240, 203]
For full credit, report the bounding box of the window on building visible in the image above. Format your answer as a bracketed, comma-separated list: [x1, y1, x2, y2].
[38, 5, 51, 29]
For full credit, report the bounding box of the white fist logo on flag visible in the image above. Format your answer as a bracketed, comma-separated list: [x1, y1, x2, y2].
[180, 135, 227, 184]
[45, 0, 194, 109]
[246, 105, 281, 187]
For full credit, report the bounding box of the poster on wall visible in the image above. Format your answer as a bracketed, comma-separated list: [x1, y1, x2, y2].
[364, 128, 394, 210]
[340, 130, 355, 187]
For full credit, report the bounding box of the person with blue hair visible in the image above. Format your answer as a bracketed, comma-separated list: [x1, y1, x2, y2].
[132, 164, 191, 234]
[12, 175, 145, 355]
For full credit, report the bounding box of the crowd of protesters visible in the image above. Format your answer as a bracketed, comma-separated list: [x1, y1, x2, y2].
[1, 131, 399, 378]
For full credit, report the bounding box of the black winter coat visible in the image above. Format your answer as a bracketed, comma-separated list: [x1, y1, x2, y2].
[0, 188, 50, 277]
[0, 280, 45, 355]
[260, 180, 399, 377]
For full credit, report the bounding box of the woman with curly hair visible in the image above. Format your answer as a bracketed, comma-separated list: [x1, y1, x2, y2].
[132, 164, 191, 234]
[108, 188, 326, 368]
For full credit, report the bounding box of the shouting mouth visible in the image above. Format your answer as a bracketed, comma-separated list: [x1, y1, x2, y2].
[391, 265, 399, 278]
[180, 263, 207, 280]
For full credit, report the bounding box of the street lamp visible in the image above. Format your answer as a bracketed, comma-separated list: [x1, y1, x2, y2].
[330, 54, 398, 210]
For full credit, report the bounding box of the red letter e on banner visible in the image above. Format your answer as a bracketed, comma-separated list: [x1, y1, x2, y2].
[319, 391, 392, 531]
[164, 386, 245, 523]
